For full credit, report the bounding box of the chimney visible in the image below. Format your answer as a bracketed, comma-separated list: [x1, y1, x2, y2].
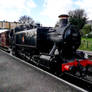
[58, 14, 69, 26]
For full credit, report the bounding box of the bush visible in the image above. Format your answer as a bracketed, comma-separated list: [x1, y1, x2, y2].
[81, 24, 92, 36]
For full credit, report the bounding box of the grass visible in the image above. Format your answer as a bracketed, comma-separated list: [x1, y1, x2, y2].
[79, 38, 92, 51]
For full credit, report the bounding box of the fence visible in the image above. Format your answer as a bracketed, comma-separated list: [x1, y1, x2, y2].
[79, 39, 92, 51]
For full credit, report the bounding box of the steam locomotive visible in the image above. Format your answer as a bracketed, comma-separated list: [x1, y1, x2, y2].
[1, 14, 92, 77]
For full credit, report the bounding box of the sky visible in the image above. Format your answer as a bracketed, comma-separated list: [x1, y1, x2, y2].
[0, 0, 92, 27]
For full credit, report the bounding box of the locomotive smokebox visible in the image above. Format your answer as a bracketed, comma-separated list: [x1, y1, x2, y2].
[58, 14, 69, 26]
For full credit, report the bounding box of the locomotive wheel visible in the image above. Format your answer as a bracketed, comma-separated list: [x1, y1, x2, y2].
[74, 64, 88, 78]
[79, 66, 88, 78]
[31, 55, 40, 66]
[49, 60, 57, 73]
[12, 47, 18, 56]
[50, 56, 62, 75]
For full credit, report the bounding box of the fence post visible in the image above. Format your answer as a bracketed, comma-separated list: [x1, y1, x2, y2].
[87, 41, 88, 48]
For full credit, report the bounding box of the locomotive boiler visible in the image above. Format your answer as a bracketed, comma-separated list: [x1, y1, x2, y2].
[11, 14, 92, 76]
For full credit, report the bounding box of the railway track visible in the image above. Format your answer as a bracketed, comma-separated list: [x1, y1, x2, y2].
[40, 64, 92, 91]
[1, 49, 92, 92]
[61, 72, 92, 91]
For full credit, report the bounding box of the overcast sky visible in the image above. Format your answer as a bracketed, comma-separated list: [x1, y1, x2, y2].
[0, 0, 92, 26]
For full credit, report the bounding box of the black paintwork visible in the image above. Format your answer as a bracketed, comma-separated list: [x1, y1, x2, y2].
[12, 23, 81, 58]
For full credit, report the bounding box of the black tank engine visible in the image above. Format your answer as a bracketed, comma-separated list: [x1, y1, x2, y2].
[11, 14, 92, 76]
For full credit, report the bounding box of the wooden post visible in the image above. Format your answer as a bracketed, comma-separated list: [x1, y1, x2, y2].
[87, 41, 88, 48]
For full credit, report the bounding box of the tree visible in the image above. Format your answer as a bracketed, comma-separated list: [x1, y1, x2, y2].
[68, 9, 87, 30]
[19, 15, 35, 25]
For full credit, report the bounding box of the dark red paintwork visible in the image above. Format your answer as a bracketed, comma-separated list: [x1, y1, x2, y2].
[0, 31, 10, 48]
